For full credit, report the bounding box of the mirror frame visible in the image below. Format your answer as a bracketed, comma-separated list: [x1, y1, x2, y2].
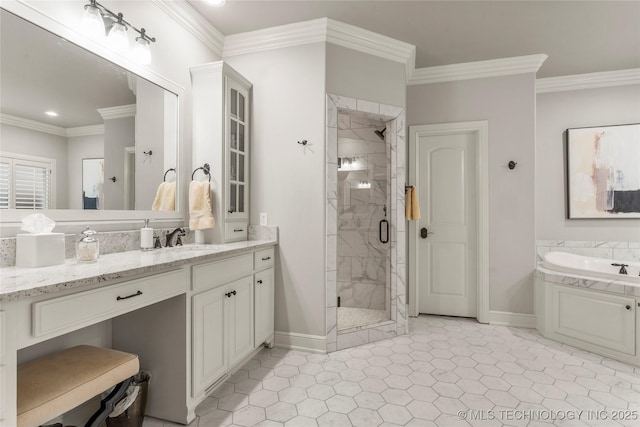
[0, 1, 185, 228]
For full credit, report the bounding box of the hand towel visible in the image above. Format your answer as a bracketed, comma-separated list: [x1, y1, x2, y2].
[151, 182, 176, 211]
[406, 186, 421, 220]
[189, 181, 215, 230]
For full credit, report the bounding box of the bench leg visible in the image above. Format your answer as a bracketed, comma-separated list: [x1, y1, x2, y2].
[84, 377, 133, 427]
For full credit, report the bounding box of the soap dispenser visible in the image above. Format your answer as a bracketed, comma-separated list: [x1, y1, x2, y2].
[76, 226, 99, 262]
[141, 219, 154, 251]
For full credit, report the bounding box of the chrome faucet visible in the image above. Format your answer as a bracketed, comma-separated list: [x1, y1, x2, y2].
[165, 227, 186, 247]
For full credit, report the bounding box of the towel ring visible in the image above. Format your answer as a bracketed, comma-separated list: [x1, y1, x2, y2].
[163, 168, 176, 182]
[191, 163, 211, 181]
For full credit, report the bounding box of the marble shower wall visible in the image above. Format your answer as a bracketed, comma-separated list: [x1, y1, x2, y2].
[337, 113, 388, 310]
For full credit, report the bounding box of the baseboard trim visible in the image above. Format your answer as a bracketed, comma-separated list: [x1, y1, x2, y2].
[488, 311, 537, 328]
[274, 331, 327, 354]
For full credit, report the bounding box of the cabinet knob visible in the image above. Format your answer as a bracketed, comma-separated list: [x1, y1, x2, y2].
[228, 208, 235, 214]
[257, 280, 263, 284]
[232, 290, 237, 296]
[626, 305, 632, 310]
[225, 292, 232, 298]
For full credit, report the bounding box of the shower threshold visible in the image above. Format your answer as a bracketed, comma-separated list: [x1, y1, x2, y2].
[337, 307, 389, 331]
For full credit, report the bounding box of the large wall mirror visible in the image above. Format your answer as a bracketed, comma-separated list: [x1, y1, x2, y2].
[0, 7, 182, 225]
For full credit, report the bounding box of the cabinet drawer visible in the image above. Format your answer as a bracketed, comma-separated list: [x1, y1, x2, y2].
[254, 247, 274, 271]
[225, 222, 248, 242]
[192, 253, 253, 292]
[33, 269, 187, 338]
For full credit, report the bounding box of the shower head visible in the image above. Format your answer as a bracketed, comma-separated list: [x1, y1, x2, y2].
[374, 127, 386, 140]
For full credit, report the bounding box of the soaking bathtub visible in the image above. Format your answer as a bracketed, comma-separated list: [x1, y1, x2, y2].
[543, 251, 640, 284]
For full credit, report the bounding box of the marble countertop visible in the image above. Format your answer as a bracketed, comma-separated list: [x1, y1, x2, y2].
[536, 266, 640, 297]
[0, 239, 276, 302]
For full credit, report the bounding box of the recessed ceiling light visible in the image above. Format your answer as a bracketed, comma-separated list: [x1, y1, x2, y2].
[204, 0, 226, 7]
[45, 111, 58, 117]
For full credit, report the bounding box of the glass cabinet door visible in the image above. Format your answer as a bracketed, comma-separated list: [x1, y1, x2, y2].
[226, 78, 249, 220]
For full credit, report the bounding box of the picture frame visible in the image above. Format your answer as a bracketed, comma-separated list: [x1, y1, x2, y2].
[566, 123, 640, 219]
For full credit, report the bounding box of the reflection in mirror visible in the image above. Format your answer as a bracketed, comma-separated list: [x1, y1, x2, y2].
[82, 158, 104, 209]
[0, 9, 178, 212]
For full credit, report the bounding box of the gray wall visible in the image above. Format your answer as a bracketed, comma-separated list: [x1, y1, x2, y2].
[225, 43, 328, 337]
[326, 44, 406, 108]
[0, 123, 68, 209]
[536, 84, 640, 242]
[67, 134, 104, 210]
[407, 73, 537, 314]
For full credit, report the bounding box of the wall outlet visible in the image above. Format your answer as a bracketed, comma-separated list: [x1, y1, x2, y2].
[260, 212, 268, 226]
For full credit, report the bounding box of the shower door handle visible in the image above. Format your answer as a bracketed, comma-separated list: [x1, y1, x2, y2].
[379, 219, 389, 244]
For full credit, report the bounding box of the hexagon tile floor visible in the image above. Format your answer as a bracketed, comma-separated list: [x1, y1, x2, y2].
[143, 315, 640, 427]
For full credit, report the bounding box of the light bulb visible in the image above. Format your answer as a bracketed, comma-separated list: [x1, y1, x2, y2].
[107, 21, 129, 53]
[205, 0, 226, 6]
[81, 3, 105, 39]
[132, 36, 151, 64]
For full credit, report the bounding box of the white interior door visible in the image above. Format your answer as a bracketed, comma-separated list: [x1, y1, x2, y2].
[416, 130, 478, 317]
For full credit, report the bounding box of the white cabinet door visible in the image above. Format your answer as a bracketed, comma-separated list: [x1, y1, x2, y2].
[192, 286, 226, 396]
[226, 276, 254, 367]
[551, 285, 636, 355]
[254, 268, 275, 348]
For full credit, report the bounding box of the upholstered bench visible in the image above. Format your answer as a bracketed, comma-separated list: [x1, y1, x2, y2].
[17, 345, 139, 427]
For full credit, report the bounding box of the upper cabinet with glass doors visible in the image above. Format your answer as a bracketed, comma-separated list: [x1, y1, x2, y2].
[191, 62, 252, 243]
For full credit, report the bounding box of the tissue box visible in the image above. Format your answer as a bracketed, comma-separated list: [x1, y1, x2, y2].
[16, 233, 65, 268]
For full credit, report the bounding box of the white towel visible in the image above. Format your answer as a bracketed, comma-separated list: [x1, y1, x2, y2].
[189, 181, 215, 230]
[151, 182, 176, 211]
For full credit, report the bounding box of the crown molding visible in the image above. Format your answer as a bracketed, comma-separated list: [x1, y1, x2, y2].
[408, 54, 548, 86]
[223, 18, 416, 81]
[325, 18, 416, 82]
[97, 104, 137, 120]
[536, 68, 640, 93]
[152, 0, 224, 57]
[223, 18, 327, 58]
[66, 124, 105, 138]
[0, 113, 66, 137]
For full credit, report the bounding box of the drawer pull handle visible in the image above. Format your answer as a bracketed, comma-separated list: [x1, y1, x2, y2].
[626, 305, 632, 310]
[116, 290, 143, 301]
[257, 280, 263, 284]
[261, 256, 271, 261]
[234, 228, 244, 232]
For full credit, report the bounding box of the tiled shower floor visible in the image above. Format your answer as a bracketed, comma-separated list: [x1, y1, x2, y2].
[144, 315, 640, 427]
[337, 307, 389, 331]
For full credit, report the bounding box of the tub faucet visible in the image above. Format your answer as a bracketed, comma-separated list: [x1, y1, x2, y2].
[165, 227, 186, 247]
[611, 263, 629, 275]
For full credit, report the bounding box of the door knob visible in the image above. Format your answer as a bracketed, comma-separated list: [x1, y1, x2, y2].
[420, 228, 433, 239]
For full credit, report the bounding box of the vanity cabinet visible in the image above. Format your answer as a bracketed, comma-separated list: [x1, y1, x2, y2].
[191, 61, 252, 243]
[192, 276, 253, 397]
[254, 248, 275, 348]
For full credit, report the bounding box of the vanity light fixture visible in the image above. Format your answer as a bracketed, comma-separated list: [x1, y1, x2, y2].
[80, 0, 156, 64]
[204, 0, 227, 7]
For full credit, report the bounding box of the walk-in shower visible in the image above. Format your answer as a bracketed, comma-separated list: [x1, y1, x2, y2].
[336, 112, 390, 330]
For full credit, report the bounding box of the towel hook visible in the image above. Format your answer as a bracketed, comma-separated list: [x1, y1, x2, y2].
[163, 168, 176, 182]
[191, 163, 211, 181]
[143, 150, 153, 155]
[297, 140, 308, 146]
[109, 176, 117, 182]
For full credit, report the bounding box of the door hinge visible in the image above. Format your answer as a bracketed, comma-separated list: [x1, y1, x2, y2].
[337, 296, 341, 307]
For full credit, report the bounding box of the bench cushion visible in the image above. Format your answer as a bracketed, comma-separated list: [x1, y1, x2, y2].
[17, 345, 139, 427]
